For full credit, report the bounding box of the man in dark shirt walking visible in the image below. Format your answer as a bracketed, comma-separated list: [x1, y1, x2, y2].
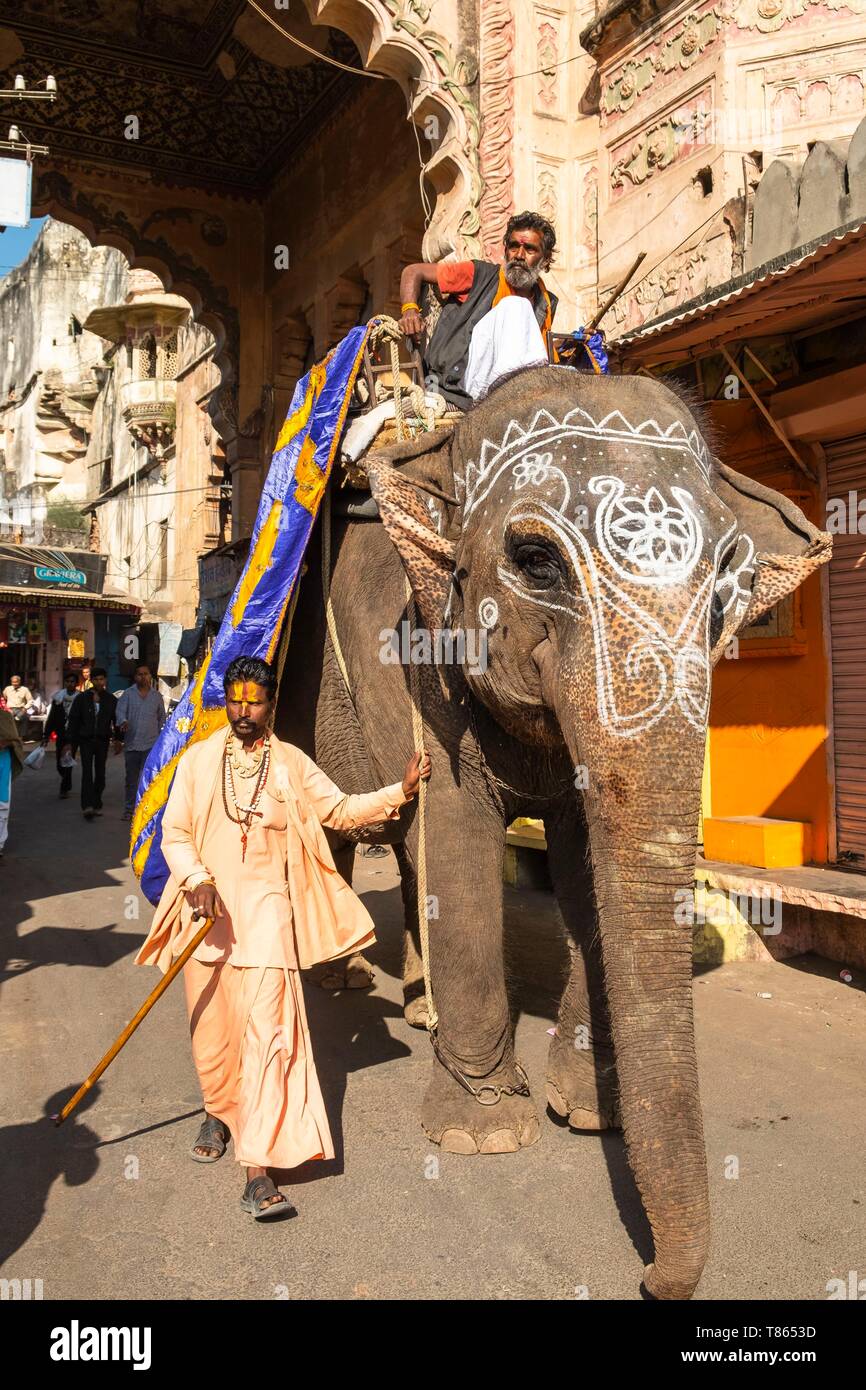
[63, 667, 122, 820]
[43, 671, 81, 799]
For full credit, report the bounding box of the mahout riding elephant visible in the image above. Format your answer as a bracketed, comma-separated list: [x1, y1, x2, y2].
[277, 365, 830, 1298]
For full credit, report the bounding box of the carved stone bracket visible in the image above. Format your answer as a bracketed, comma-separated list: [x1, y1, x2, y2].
[479, 0, 516, 260]
[305, 0, 482, 258]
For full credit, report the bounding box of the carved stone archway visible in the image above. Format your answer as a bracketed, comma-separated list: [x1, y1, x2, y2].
[302, 0, 482, 259]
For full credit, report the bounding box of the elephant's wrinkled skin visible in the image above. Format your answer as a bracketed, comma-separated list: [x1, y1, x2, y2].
[276, 367, 830, 1298]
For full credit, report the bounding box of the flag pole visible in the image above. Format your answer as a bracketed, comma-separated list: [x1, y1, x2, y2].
[53, 916, 214, 1127]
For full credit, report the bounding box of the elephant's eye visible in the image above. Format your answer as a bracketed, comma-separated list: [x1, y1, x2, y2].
[510, 536, 562, 588]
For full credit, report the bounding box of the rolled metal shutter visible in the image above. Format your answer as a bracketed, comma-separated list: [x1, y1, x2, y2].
[826, 435, 866, 859]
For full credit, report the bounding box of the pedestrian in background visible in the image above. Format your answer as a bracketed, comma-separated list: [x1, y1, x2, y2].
[3, 675, 33, 736]
[44, 672, 81, 799]
[0, 705, 24, 859]
[116, 665, 166, 820]
[64, 667, 122, 821]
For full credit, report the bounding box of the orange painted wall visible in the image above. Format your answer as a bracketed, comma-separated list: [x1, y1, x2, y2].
[707, 410, 831, 862]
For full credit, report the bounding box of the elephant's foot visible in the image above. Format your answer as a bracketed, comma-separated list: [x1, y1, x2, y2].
[421, 1055, 540, 1154]
[404, 996, 429, 1029]
[545, 1029, 621, 1131]
[642, 1262, 702, 1301]
[402, 978, 429, 1029]
[319, 953, 375, 991]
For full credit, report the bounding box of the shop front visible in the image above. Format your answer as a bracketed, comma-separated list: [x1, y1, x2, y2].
[612, 221, 866, 967]
[0, 543, 140, 700]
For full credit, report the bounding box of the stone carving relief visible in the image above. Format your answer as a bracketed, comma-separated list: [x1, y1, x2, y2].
[657, 9, 722, 73]
[610, 89, 713, 194]
[602, 5, 724, 119]
[537, 21, 559, 112]
[479, 0, 516, 260]
[581, 165, 599, 267]
[733, 0, 866, 35]
[606, 230, 733, 332]
[537, 167, 559, 225]
[767, 68, 866, 130]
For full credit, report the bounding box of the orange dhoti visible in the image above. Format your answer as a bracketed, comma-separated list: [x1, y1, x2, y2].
[183, 959, 333, 1168]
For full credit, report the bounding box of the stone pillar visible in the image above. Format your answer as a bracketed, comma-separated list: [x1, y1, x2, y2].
[226, 436, 262, 543]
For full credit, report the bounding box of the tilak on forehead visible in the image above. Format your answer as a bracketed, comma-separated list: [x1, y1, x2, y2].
[227, 681, 267, 702]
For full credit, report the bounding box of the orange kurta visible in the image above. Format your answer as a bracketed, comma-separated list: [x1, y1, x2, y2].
[136, 734, 407, 1168]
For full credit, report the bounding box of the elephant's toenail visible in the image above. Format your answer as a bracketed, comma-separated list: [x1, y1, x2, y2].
[440, 1128, 479, 1154]
[519, 1115, 541, 1147]
[479, 1129, 520, 1153]
[567, 1107, 607, 1131]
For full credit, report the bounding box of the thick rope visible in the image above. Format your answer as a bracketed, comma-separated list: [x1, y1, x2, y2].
[319, 481, 437, 1031]
[321, 486, 352, 691]
[405, 578, 437, 1032]
[366, 315, 439, 438]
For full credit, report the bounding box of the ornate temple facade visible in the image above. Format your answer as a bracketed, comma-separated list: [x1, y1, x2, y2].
[5, 0, 863, 534]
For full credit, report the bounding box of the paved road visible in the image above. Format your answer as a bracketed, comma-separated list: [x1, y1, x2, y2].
[1, 754, 864, 1301]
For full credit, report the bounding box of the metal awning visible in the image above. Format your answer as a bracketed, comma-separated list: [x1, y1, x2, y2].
[614, 218, 866, 365]
[0, 589, 140, 611]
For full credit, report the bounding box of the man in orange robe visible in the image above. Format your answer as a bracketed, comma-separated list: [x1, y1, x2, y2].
[136, 653, 430, 1219]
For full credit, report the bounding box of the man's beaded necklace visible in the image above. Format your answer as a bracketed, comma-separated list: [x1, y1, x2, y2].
[222, 732, 271, 862]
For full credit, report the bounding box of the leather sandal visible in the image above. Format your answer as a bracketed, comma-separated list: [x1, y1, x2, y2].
[240, 1175, 291, 1221]
[191, 1115, 229, 1163]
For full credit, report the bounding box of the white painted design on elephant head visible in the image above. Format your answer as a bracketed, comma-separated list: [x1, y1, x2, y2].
[463, 405, 710, 521]
[497, 494, 735, 738]
[591, 477, 703, 586]
[478, 597, 499, 629]
[716, 532, 755, 621]
[513, 452, 553, 489]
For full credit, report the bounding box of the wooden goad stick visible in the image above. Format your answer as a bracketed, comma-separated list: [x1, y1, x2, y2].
[53, 916, 214, 1127]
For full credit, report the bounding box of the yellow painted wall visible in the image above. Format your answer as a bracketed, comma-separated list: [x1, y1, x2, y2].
[707, 421, 830, 863]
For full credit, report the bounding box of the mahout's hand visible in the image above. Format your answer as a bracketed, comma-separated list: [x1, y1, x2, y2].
[398, 308, 424, 340]
[402, 750, 432, 798]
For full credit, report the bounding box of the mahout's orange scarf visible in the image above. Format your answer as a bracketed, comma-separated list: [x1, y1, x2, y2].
[490, 266, 555, 338]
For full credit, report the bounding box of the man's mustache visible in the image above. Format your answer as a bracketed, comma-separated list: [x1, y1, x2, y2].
[504, 260, 541, 289]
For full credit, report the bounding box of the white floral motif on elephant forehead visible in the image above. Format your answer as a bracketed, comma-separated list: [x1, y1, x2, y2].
[462, 405, 711, 522]
[498, 498, 736, 737]
[591, 477, 703, 587]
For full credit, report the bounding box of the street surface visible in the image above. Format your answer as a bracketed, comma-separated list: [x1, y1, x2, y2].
[1, 756, 864, 1301]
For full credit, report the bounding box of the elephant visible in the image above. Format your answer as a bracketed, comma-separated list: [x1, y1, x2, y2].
[276, 365, 830, 1299]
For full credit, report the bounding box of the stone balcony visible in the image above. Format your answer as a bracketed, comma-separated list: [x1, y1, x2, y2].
[120, 378, 176, 456]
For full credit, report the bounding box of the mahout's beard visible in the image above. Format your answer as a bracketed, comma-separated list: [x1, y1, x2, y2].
[503, 260, 541, 291]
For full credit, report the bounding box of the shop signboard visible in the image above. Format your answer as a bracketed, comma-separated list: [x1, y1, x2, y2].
[0, 545, 108, 594]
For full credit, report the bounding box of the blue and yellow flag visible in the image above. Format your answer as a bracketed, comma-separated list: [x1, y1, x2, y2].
[132, 322, 372, 905]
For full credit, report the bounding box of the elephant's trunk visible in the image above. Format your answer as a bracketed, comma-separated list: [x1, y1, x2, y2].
[561, 705, 710, 1300]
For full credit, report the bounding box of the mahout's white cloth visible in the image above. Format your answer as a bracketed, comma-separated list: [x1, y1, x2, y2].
[463, 295, 548, 401]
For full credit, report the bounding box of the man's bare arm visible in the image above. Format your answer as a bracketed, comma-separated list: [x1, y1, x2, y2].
[398, 262, 440, 339]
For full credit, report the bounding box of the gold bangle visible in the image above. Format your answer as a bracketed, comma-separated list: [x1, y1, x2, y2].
[401, 301, 421, 314]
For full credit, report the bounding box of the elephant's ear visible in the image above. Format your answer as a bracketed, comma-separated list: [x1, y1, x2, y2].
[711, 459, 832, 661]
[365, 429, 458, 632]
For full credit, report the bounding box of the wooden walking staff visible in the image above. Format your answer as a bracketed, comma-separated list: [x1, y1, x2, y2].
[53, 915, 214, 1127]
